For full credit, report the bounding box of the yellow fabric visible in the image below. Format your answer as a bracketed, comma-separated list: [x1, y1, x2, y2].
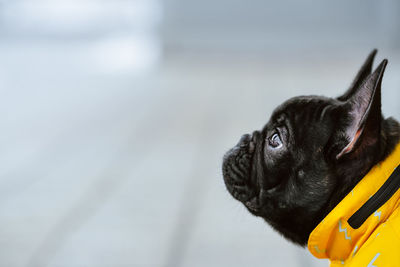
[308, 143, 400, 266]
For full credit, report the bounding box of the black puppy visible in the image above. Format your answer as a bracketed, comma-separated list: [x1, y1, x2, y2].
[222, 50, 400, 246]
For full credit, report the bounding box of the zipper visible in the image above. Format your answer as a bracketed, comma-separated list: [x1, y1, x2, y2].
[348, 165, 400, 229]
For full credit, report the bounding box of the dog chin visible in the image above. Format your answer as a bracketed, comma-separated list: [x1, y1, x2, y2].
[222, 134, 258, 206]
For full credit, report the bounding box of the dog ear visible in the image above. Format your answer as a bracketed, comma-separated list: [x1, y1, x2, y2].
[335, 59, 387, 159]
[337, 49, 377, 101]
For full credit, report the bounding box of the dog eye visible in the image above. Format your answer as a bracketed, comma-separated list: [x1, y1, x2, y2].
[268, 132, 283, 149]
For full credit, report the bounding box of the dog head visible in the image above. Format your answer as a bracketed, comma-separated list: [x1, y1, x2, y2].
[222, 50, 396, 245]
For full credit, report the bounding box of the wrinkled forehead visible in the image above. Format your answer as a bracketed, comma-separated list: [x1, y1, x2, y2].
[268, 95, 339, 138]
[271, 95, 338, 122]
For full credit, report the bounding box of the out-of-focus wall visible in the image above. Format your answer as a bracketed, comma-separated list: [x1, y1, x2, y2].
[163, 0, 400, 54]
[0, 0, 161, 74]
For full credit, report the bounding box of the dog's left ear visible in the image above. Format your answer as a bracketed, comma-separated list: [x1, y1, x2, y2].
[337, 49, 377, 101]
[334, 59, 388, 159]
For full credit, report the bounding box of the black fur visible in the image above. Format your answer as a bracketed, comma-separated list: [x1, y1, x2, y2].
[222, 50, 400, 246]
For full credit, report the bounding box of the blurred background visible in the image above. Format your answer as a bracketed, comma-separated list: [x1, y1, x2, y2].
[0, 0, 399, 266]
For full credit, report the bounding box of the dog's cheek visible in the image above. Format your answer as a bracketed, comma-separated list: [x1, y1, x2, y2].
[261, 157, 293, 190]
[297, 173, 336, 214]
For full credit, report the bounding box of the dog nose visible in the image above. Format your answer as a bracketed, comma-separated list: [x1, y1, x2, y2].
[238, 134, 251, 147]
[248, 131, 260, 153]
[251, 130, 260, 141]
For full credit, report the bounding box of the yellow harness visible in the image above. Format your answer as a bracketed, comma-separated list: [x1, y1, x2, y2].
[308, 143, 400, 266]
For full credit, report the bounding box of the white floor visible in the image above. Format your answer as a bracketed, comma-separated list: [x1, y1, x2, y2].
[0, 38, 399, 267]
